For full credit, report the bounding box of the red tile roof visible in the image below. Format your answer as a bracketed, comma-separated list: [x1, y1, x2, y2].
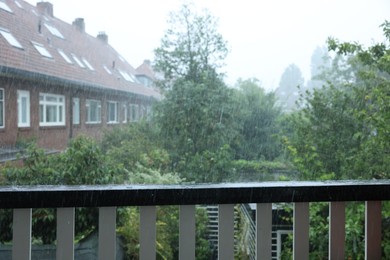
[0, 0, 161, 99]
[136, 59, 156, 80]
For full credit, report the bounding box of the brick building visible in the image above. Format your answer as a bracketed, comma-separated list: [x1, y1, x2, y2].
[0, 0, 160, 154]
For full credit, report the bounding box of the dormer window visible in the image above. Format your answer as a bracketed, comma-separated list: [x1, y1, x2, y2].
[0, 28, 23, 49]
[31, 41, 52, 58]
[44, 23, 64, 39]
[0, 1, 13, 13]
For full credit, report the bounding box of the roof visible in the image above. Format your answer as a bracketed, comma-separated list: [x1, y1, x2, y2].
[0, 0, 160, 99]
[135, 60, 156, 80]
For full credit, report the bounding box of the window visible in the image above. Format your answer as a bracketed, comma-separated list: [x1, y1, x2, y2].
[103, 65, 112, 74]
[39, 93, 65, 126]
[72, 98, 80, 125]
[107, 101, 118, 123]
[122, 104, 128, 123]
[130, 104, 139, 122]
[86, 99, 101, 124]
[0, 28, 23, 49]
[44, 23, 65, 39]
[71, 53, 86, 68]
[14, 1, 23, 9]
[17, 90, 30, 127]
[0, 1, 12, 13]
[58, 49, 73, 64]
[0, 88, 4, 128]
[118, 70, 135, 82]
[82, 58, 94, 70]
[32, 41, 52, 58]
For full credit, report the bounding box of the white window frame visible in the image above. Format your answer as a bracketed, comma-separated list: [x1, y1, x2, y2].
[86, 99, 101, 124]
[17, 90, 30, 127]
[0, 88, 4, 128]
[32, 41, 52, 58]
[0, 28, 23, 49]
[39, 93, 65, 126]
[107, 101, 119, 124]
[130, 104, 139, 122]
[72, 97, 80, 125]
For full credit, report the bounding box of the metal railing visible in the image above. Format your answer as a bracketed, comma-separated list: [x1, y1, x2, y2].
[2, 180, 390, 259]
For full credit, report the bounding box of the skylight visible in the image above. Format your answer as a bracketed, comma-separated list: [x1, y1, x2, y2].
[32, 41, 52, 58]
[0, 1, 13, 13]
[82, 58, 94, 71]
[58, 49, 73, 64]
[71, 54, 86, 68]
[119, 55, 125, 62]
[0, 28, 23, 49]
[14, 1, 23, 9]
[118, 70, 135, 82]
[103, 65, 112, 74]
[44, 24, 64, 39]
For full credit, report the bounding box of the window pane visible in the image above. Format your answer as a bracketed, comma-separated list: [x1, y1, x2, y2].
[46, 105, 57, 122]
[73, 98, 80, 124]
[0, 100, 3, 127]
[21, 97, 27, 123]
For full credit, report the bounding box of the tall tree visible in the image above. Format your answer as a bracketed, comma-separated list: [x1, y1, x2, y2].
[306, 46, 331, 91]
[275, 63, 305, 112]
[154, 3, 228, 88]
[232, 78, 282, 161]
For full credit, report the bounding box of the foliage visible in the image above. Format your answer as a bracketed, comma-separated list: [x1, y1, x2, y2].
[232, 78, 282, 161]
[154, 2, 228, 88]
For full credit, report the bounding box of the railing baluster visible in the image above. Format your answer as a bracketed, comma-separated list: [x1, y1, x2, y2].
[57, 207, 75, 260]
[140, 206, 156, 260]
[99, 207, 116, 260]
[293, 202, 309, 260]
[365, 201, 381, 260]
[256, 203, 272, 260]
[219, 204, 234, 260]
[12, 208, 32, 260]
[329, 202, 345, 260]
[179, 205, 195, 260]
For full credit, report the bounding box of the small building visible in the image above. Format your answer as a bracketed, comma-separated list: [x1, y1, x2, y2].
[0, 0, 160, 154]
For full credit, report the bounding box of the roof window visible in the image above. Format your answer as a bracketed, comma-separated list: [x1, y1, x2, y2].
[31, 41, 52, 58]
[44, 23, 64, 39]
[0, 28, 23, 49]
[82, 58, 94, 70]
[58, 49, 73, 64]
[103, 65, 112, 74]
[14, 1, 23, 9]
[71, 53, 86, 68]
[118, 70, 135, 82]
[0, 1, 12, 13]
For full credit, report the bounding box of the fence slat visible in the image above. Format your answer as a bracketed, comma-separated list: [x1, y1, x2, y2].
[12, 208, 32, 260]
[256, 203, 272, 260]
[57, 208, 75, 260]
[219, 204, 234, 260]
[140, 206, 156, 260]
[294, 202, 309, 260]
[99, 207, 116, 260]
[179, 205, 195, 260]
[365, 201, 381, 259]
[329, 202, 345, 260]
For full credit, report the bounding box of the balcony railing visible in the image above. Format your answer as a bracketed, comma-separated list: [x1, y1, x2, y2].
[2, 180, 390, 259]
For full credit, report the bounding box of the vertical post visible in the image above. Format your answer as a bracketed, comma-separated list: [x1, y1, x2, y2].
[256, 203, 272, 260]
[219, 204, 234, 260]
[57, 208, 75, 260]
[365, 201, 381, 260]
[329, 202, 345, 260]
[179, 205, 195, 260]
[99, 207, 116, 260]
[12, 208, 32, 260]
[293, 202, 309, 260]
[140, 206, 156, 260]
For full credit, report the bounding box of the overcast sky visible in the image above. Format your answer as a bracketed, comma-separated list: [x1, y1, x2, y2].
[26, 0, 389, 90]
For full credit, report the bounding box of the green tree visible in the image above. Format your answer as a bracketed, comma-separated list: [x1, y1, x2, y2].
[154, 2, 228, 88]
[232, 78, 282, 161]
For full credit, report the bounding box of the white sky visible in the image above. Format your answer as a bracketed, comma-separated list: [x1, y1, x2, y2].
[26, 0, 389, 90]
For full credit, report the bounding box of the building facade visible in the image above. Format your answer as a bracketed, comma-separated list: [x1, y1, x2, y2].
[0, 1, 160, 152]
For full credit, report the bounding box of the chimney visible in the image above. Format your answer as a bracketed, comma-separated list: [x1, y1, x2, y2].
[72, 18, 85, 32]
[37, 2, 53, 17]
[97, 32, 108, 44]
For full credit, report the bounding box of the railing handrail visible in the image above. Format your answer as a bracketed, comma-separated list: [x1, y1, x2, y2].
[1, 180, 390, 208]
